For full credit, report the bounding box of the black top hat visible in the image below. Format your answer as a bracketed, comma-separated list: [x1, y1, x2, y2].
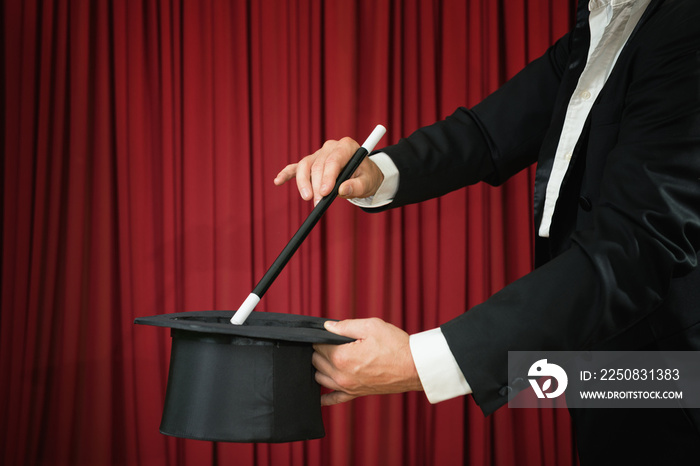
[135, 311, 352, 443]
[134, 127, 387, 443]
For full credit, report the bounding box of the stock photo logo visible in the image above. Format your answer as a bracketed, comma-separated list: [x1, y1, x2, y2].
[528, 359, 569, 399]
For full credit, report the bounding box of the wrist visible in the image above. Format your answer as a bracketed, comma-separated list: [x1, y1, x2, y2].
[368, 165, 385, 197]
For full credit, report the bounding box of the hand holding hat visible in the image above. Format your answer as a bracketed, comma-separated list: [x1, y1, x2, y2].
[312, 318, 424, 406]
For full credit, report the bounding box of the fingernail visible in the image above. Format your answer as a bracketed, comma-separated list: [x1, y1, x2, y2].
[344, 185, 353, 196]
[325, 321, 337, 329]
[321, 183, 329, 193]
[301, 188, 310, 200]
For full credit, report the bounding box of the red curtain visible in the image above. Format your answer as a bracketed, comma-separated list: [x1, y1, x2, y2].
[2, 1, 579, 465]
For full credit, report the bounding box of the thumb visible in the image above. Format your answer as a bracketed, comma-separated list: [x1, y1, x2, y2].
[338, 179, 360, 198]
[324, 318, 378, 340]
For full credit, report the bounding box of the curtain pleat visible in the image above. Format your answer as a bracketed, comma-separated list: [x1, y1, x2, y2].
[1, 1, 578, 465]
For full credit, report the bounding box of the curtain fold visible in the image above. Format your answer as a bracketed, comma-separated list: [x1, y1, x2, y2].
[2, 1, 578, 465]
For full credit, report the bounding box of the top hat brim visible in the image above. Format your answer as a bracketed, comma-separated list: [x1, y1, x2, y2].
[134, 310, 354, 345]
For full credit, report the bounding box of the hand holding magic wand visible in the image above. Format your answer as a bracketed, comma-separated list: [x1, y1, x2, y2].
[231, 125, 387, 325]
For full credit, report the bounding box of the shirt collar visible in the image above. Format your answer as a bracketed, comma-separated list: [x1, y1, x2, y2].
[589, 0, 637, 11]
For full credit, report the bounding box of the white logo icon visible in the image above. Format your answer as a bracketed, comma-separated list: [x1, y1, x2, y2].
[528, 359, 568, 399]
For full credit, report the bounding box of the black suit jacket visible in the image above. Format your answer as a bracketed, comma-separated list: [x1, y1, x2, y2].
[374, 0, 700, 459]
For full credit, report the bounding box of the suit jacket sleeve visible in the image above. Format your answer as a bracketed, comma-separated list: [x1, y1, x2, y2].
[370, 31, 573, 210]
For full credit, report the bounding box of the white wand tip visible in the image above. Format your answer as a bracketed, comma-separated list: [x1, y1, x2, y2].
[230, 293, 261, 325]
[361, 125, 387, 153]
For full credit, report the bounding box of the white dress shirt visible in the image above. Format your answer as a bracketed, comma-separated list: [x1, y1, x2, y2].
[350, 0, 651, 404]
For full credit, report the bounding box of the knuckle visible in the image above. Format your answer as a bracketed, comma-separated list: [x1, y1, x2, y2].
[331, 349, 349, 369]
[314, 371, 325, 384]
[325, 157, 341, 172]
[297, 157, 310, 171]
[339, 136, 355, 147]
[334, 374, 354, 391]
[322, 139, 338, 150]
[310, 161, 324, 175]
[366, 317, 385, 328]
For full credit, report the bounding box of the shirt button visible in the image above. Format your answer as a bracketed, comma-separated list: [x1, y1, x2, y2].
[581, 90, 592, 100]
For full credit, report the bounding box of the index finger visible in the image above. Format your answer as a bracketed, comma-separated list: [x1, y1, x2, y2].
[274, 163, 298, 186]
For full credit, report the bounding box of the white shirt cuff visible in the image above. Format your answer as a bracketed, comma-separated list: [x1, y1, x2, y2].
[348, 152, 399, 208]
[409, 328, 472, 404]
